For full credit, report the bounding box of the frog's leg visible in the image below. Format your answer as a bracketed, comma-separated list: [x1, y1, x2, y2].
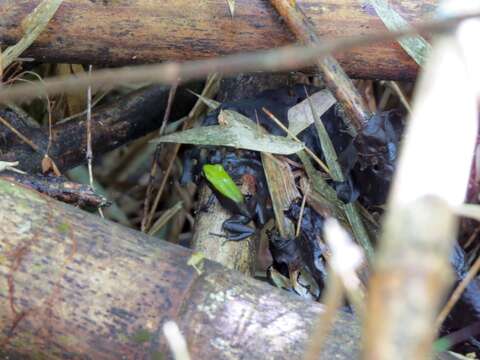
[222, 215, 255, 241]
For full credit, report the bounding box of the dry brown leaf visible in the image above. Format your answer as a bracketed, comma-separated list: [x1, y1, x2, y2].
[41, 155, 61, 176]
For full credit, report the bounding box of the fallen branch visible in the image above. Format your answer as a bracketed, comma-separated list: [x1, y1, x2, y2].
[1, 11, 478, 104]
[0, 0, 436, 79]
[0, 84, 199, 173]
[0, 170, 108, 208]
[0, 178, 361, 359]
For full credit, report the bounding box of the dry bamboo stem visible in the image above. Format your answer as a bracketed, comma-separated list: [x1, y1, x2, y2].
[269, 0, 372, 130]
[0, 12, 477, 104]
[362, 1, 480, 358]
[0, 178, 361, 359]
[0, 0, 436, 80]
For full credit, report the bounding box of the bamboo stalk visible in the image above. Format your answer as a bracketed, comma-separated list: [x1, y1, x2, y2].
[362, 2, 480, 358]
[269, 0, 372, 131]
[0, 0, 436, 80]
[0, 178, 361, 359]
[0, 12, 476, 104]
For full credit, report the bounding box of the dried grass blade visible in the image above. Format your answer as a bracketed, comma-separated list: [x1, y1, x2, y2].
[307, 96, 374, 261]
[1, 0, 64, 70]
[370, 0, 431, 66]
[261, 153, 300, 238]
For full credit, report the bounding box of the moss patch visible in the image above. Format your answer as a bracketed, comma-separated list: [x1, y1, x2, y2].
[57, 222, 70, 234]
[151, 351, 165, 360]
[131, 328, 153, 344]
[0, 179, 44, 204]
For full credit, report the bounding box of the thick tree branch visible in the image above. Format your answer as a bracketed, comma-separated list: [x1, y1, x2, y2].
[0, 11, 476, 105]
[0, 84, 199, 173]
[0, 0, 436, 80]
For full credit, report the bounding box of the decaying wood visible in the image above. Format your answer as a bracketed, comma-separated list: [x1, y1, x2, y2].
[0, 170, 108, 208]
[0, 84, 199, 173]
[269, 0, 371, 131]
[0, 178, 361, 359]
[0, 0, 437, 80]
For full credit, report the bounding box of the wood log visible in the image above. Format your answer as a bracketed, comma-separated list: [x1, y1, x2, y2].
[0, 84, 199, 173]
[0, 170, 108, 208]
[0, 178, 361, 359]
[0, 0, 437, 80]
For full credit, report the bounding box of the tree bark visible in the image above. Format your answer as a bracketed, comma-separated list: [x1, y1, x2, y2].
[0, 178, 361, 359]
[0, 0, 437, 80]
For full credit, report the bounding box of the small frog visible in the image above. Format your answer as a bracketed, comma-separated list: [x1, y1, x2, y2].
[203, 163, 266, 241]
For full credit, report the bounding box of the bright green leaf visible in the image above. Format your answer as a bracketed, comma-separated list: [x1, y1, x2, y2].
[203, 163, 244, 204]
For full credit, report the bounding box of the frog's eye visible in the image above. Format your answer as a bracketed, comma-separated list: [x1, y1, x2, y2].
[203, 164, 244, 204]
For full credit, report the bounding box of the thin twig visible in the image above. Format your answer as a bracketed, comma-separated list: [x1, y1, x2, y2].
[464, 225, 480, 248]
[0, 115, 40, 152]
[0, 46, 3, 80]
[141, 146, 160, 232]
[0, 13, 477, 103]
[0, 161, 26, 174]
[85, 65, 103, 217]
[45, 90, 53, 155]
[269, 0, 371, 132]
[296, 183, 309, 238]
[56, 90, 108, 124]
[159, 83, 179, 136]
[142, 83, 179, 232]
[324, 219, 366, 316]
[381, 80, 412, 113]
[303, 271, 343, 360]
[148, 201, 184, 237]
[144, 147, 177, 232]
[86, 65, 93, 187]
[162, 321, 192, 360]
[436, 254, 480, 328]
